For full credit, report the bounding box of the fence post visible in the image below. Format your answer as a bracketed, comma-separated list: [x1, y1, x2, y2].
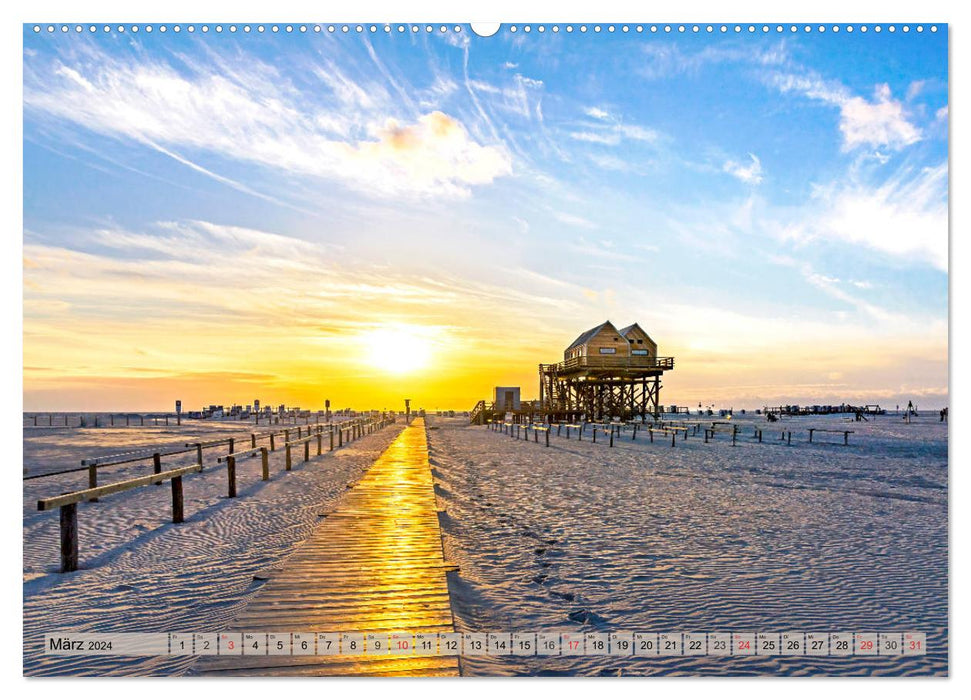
[339, 429, 343, 447]
[153, 453, 162, 484]
[593, 429, 597, 443]
[286, 444, 292, 471]
[304, 440, 310, 463]
[632, 425, 638, 440]
[270, 433, 276, 452]
[227, 456, 237, 497]
[330, 425, 335, 451]
[228, 437, 235, 456]
[545, 430, 549, 447]
[60, 503, 79, 573]
[88, 466, 99, 502]
[317, 432, 322, 455]
[610, 430, 614, 447]
[261, 448, 269, 481]
[251, 433, 257, 449]
[809, 429, 815, 443]
[196, 443, 203, 466]
[171, 476, 184, 523]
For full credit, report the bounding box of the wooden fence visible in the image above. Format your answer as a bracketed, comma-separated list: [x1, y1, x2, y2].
[487, 418, 853, 451]
[34, 416, 396, 573]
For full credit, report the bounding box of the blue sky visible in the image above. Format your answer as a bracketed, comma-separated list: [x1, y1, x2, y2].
[22, 24, 948, 410]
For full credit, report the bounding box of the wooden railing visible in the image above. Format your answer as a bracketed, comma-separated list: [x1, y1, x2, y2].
[34, 415, 397, 573]
[541, 355, 675, 374]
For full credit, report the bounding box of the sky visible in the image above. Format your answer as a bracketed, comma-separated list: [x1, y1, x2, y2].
[22, 23, 948, 412]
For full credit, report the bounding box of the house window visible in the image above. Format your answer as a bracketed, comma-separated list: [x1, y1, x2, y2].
[637, 339, 644, 344]
[632, 349, 648, 355]
[599, 347, 616, 354]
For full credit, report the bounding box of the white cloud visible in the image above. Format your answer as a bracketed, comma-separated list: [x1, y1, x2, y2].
[770, 73, 921, 152]
[788, 162, 948, 271]
[838, 84, 922, 152]
[553, 211, 598, 229]
[584, 107, 610, 120]
[723, 153, 764, 185]
[26, 52, 511, 199]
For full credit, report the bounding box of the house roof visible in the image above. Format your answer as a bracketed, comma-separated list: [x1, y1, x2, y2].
[566, 320, 621, 350]
[617, 322, 656, 347]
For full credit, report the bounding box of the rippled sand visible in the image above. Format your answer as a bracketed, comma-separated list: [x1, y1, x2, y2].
[427, 414, 947, 676]
[23, 420, 406, 676]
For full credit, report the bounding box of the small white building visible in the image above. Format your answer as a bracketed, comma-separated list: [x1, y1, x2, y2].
[493, 386, 521, 411]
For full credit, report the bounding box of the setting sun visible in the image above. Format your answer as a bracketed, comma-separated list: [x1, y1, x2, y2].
[363, 325, 435, 375]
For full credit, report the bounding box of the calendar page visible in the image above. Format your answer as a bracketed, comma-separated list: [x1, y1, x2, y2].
[20, 8, 949, 682]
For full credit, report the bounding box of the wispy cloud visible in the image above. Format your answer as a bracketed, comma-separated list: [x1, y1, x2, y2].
[723, 153, 764, 185]
[789, 162, 948, 271]
[769, 73, 921, 152]
[26, 47, 512, 199]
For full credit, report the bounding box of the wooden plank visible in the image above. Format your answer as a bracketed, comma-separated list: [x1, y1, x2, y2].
[37, 463, 204, 510]
[192, 418, 459, 677]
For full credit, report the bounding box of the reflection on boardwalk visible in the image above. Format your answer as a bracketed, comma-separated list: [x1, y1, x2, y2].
[192, 418, 458, 676]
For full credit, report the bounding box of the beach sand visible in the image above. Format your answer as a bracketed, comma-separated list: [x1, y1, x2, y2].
[22, 412, 947, 676]
[427, 413, 947, 676]
[23, 419, 406, 676]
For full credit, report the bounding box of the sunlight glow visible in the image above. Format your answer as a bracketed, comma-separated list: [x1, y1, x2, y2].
[362, 325, 435, 375]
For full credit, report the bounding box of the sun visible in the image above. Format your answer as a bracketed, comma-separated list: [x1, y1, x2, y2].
[363, 325, 434, 375]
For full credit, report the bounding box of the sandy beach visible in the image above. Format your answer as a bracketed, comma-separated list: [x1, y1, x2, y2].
[23, 412, 946, 676]
[427, 413, 947, 676]
[23, 418, 406, 676]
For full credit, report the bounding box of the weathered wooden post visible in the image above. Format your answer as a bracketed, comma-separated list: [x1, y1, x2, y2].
[632, 424, 638, 440]
[270, 433, 276, 452]
[284, 429, 290, 446]
[671, 431, 676, 447]
[153, 452, 162, 484]
[317, 432, 322, 455]
[297, 427, 302, 439]
[171, 476, 184, 523]
[110, 415, 114, 426]
[228, 437, 235, 456]
[545, 430, 550, 447]
[261, 447, 269, 481]
[592, 428, 597, 443]
[251, 433, 257, 449]
[33, 415, 37, 426]
[196, 443, 204, 466]
[285, 444, 292, 471]
[88, 466, 99, 502]
[330, 425, 335, 451]
[732, 426, 738, 446]
[60, 503, 79, 573]
[809, 428, 815, 443]
[610, 430, 614, 447]
[227, 456, 237, 497]
[304, 439, 310, 462]
[339, 429, 343, 447]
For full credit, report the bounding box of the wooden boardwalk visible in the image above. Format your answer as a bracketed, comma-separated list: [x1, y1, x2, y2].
[192, 418, 459, 677]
